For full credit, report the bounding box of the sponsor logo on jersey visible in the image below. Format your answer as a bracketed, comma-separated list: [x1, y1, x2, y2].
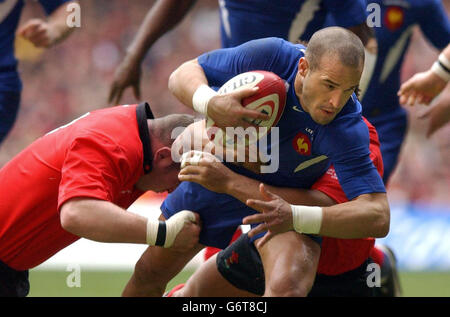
[292, 132, 312, 156]
[292, 105, 304, 113]
[326, 167, 338, 180]
[384, 6, 405, 31]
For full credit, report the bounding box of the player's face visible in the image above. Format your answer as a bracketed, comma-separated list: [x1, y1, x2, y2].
[160, 162, 181, 193]
[146, 162, 180, 193]
[295, 55, 361, 125]
[140, 147, 181, 193]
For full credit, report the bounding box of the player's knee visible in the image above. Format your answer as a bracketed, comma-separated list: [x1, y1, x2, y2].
[266, 277, 310, 297]
[266, 268, 313, 297]
[133, 254, 166, 289]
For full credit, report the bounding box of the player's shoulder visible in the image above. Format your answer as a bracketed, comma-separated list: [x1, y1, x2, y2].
[162, 182, 221, 211]
[62, 105, 140, 148]
[242, 37, 304, 55]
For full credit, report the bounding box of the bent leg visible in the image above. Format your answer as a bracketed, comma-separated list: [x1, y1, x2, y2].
[123, 242, 204, 296]
[122, 213, 203, 297]
[257, 231, 321, 297]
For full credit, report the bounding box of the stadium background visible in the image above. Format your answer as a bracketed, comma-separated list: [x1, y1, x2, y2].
[1, 0, 449, 296]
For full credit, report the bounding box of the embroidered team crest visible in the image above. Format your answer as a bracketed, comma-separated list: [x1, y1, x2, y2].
[384, 6, 405, 31]
[224, 250, 239, 269]
[293, 132, 312, 156]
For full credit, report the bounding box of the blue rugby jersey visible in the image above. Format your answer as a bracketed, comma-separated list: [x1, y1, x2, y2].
[326, 0, 450, 117]
[362, 0, 450, 117]
[326, 0, 450, 182]
[196, 37, 385, 199]
[163, 37, 385, 219]
[162, 38, 385, 248]
[218, 0, 367, 47]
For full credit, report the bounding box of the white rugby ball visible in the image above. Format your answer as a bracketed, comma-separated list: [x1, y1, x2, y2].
[206, 70, 287, 147]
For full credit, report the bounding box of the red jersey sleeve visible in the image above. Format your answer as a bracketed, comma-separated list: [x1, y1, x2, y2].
[58, 133, 133, 210]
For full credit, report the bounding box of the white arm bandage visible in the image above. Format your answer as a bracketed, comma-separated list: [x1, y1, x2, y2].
[146, 210, 196, 248]
[431, 52, 450, 82]
[180, 150, 204, 168]
[192, 84, 218, 115]
[291, 205, 323, 234]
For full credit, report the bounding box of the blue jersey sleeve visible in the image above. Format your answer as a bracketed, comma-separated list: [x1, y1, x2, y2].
[322, 0, 367, 28]
[316, 113, 386, 200]
[161, 182, 214, 216]
[160, 181, 255, 249]
[38, 0, 71, 15]
[197, 37, 299, 86]
[417, 0, 450, 50]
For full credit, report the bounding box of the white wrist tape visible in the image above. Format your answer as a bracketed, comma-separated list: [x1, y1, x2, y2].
[180, 150, 203, 168]
[439, 52, 450, 70]
[192, 84, 217, 115]
[146, 219, 161, 246]
[431, 60, 450, 82]
[146, 210, 196, 247]
[291, 205, 323, 234]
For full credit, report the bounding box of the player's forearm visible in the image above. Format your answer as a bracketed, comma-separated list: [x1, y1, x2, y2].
[226, 172, 335, 207]
[46, 1, 78, 46]
[319, 193, 390, 238]
[126, 0, 197, 63]
[60, 198, 147, 243]
[168, 59, 210, 110]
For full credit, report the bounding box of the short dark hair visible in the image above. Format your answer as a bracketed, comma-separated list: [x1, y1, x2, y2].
[305, 27, 365, 72]
[149, 113, 195, 147]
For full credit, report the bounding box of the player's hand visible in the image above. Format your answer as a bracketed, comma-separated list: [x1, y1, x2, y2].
[207, 87, 270, 130]
[178, 151, 233, 194]
[17, 19, 57, 48]
[242, 184, 294, 248]
[108, 54, 142, 105]
[170, 211, 201, 251]
[172, 121, 265, 175]
[398, 69, 447, 106]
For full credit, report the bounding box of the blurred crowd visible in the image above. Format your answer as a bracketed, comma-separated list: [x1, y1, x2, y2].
[0, 0, 449, 206]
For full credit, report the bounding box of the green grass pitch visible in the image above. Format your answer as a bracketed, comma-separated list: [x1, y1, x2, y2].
[28, 269, 450, 297]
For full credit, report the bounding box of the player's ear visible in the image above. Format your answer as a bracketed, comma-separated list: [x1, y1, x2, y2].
[153, 146, 173, 168]
[298, 57, 309, 77]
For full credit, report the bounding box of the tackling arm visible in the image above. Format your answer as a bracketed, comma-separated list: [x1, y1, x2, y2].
[243, 185, 389, 247]
[319, 192, 389, 238]
[178, 152, 389, 240]
[60, 198, 148, 243]
[60, 198, 200, 250]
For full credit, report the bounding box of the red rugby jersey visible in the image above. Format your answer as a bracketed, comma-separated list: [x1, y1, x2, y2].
[0, 103, 153, 270]
[312, 117, 384, 275]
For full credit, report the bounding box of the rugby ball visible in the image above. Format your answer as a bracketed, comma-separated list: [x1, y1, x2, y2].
[206, 70, 287, 146]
